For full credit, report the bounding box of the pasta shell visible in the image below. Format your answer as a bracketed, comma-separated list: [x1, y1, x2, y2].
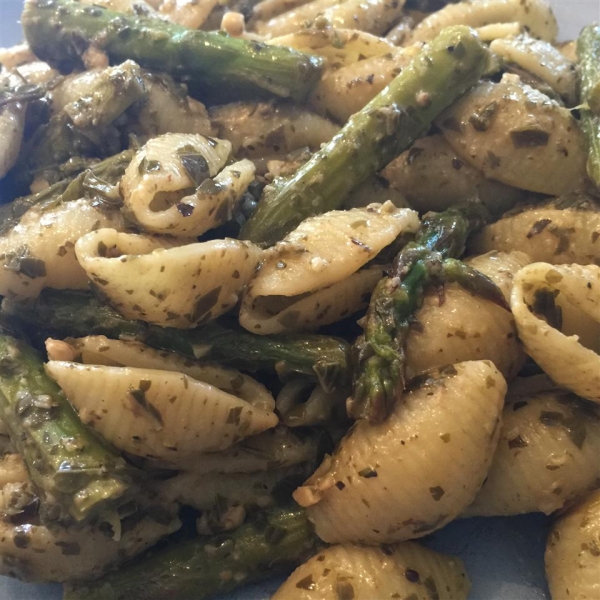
[49, 335, 274, 412]
[45, 362, 278, 461]
[437, 78, 587, 195]
[240, 267, 383, 335]
[545, 490, 600, 600]
[272, 542, 470, 600]
[410, 0, 558, 43]
[511, 263, 600, 403]
[210, 102, 338, 158]
[76, 229, 262, 328]
[471, 200, 600, 265]
[465, 391, 600, 517]
[0, 198, 124, 299]
[382, 134, 526, 215]
[295, 361, 506, 544]
[0, 454, 180, 583]
[121, 133, 254, 237]
[248, 202, 419, 298]
[405, 250, 529, 381]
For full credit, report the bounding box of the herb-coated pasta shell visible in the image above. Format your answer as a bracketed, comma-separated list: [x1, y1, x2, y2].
[272, 542, 470, 600]
[296, 360, 506, 544]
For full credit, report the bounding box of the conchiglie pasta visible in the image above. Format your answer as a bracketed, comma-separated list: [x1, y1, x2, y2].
[471, 199, 600, 265]
[267, 29, 417, 124]
[240, 203, 418, 334]
[545, 490, 600, 600]
[121, 133, 254, 237]
[47, 335, 274, 412]
[381, 134, 526, 215]
[465, 391, 600, 517]
[75, 229, 262, 328]
[410, 0, 558, 44]
[405, 250, 529, 381]
[436, 78, 587, 195]
[240, 267, 383, 335]
[295, 361, 506, 544]
[511, 263, 600, 403]
[0, 199, 124, 299]
[253, 0, 404, 38]
[0, 454, 180, 583]
[267, 28, 399, 67]
[272, 542, 470, 600]
[210, 102, 339, 158]
[248, 202, 419, 299]
[489, 34, 578, 106]
[464, 250, 532, 302]
[45, 362, 278, 462]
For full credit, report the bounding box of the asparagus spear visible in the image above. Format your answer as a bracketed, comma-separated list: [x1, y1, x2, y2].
[578, 25, 600, 188]
[65, 505, 318, 600]
[349, 206, 507, 423]
[12, 61, 145, 187]
[0, 149, 133, 236]
[0, 325, 133, 522]
[22, 0, 323, 103]
[240, 26, 490, 246]
[3, 289, 350, 391]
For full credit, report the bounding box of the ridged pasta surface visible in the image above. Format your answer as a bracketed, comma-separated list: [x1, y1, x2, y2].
[296, 361, 506, 544]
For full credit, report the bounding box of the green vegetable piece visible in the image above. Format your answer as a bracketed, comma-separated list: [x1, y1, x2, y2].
[0, 326, 132, 522]
[3, 289, 350, 391]
[577, 25, 600, 188]
[22, 0, 324, 103]
[240, 26, 490, 246]
[349, 205, 507, 423]
[64, 505, 318, 600]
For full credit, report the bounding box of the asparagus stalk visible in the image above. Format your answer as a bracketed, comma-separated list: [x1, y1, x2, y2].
[65, 505, 318, 600]
[0, 149, 133, 236]
[349, 206, 506, 423]
[12, 61, 145, 186]
[578, 25, 600, 188]
[240, 26, 490, 246]
[22, 0, 323, 103]
[3, 289, 350, 391]
[0, 325, 133, 522]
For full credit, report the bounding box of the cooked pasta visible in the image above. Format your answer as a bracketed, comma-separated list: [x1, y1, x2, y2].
[45, 362, 279, 461]
[210, 102, 339, 157]
[0, 455, 180, 583]
[76, 229, 262, 328]
[511, 262, 600, 403]
[410, 0, 558, 43]
[404, 250, 529, 380]
[295, 361, 506, 543]
[272, 542, 471, 600]
[0, 0, 599, 596]
[471, 196, 600, 265]
[121, 132, 253, 237]
[545, 489, 600, 600]
[0, 199, 125, 299]
[465, 390, 600, 517]
[382, 134, 526, 214]
[436, 76, 587, 195]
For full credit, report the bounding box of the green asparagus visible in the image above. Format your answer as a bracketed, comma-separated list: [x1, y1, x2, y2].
[0, 325, 133, 522]
[0, 149, 133, 236]
[3, 289, 350, 391]
[349, 206, 507, 423]
[240, 26, 490, 246]
[22, 0, 324, 103]
[11, 61, 145, 186]
[65, 505, 318, 600]
[578, 25, 600, 188]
